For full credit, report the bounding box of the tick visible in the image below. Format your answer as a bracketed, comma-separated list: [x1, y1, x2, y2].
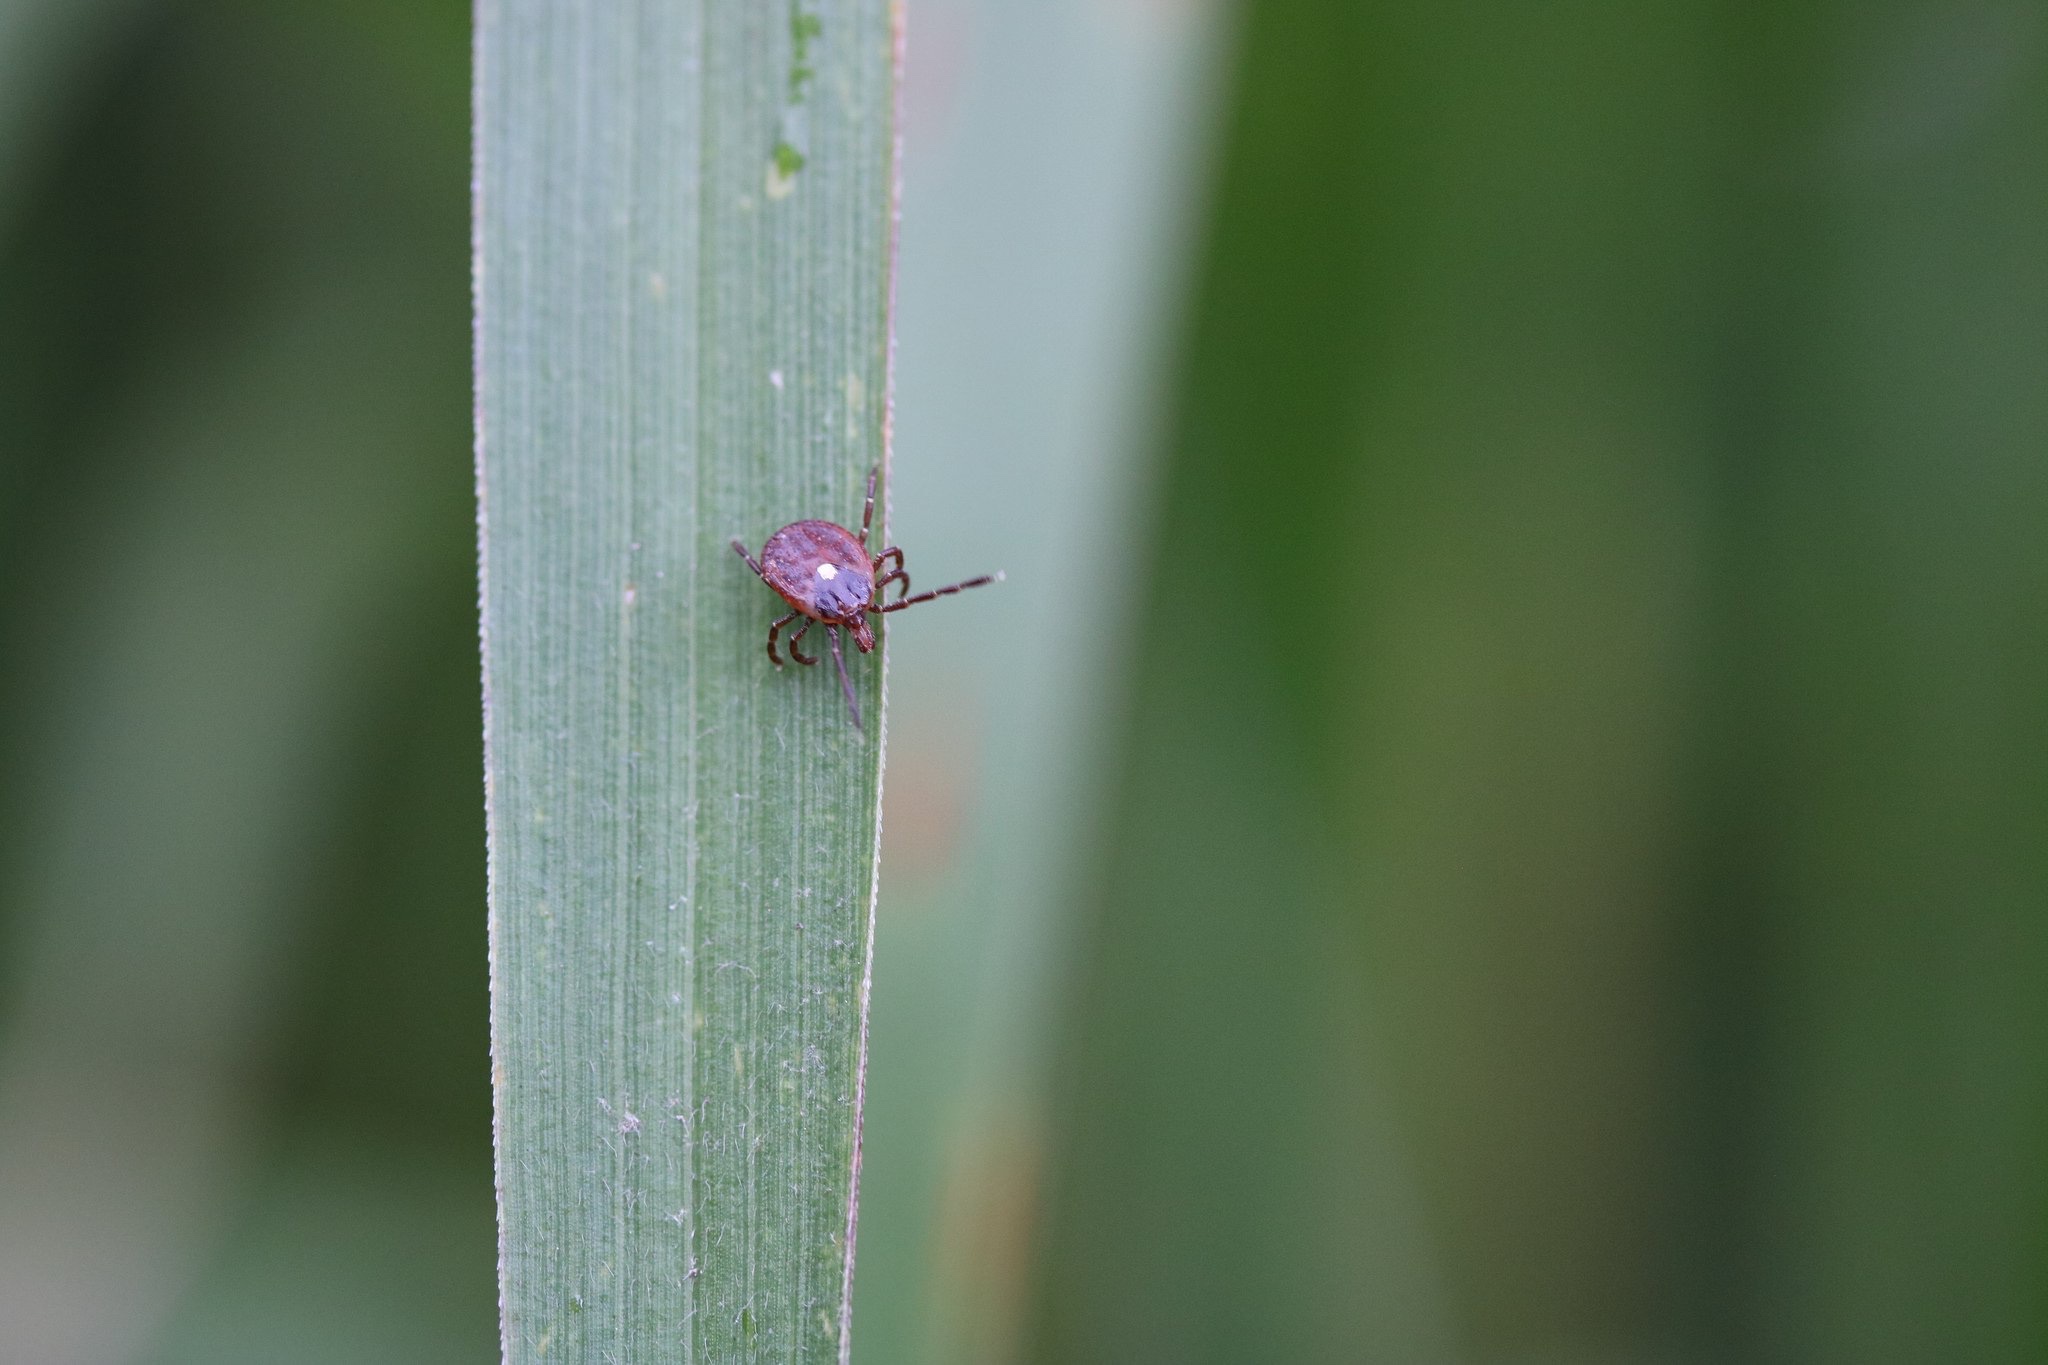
[732, 466, 1002, 730]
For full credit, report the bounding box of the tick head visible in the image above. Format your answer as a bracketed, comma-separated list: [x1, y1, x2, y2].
[851, 618, 875, 652]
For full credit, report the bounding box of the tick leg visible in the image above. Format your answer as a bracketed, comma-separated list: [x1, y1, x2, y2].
[870, 547, 908, 603]
[766, 609, 801, 666]
[874, 568, 911, 605]
[787, 618, 818, 666]
[877, 571, 1003, 613]
[858, 465, 879, 547]
[827, 626, 863, 731]
[731, 538, 768, 580]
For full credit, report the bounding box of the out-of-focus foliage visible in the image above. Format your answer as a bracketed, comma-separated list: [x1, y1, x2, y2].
[1028, 3, 2048, 1363]
[0, 2, 486, 1361]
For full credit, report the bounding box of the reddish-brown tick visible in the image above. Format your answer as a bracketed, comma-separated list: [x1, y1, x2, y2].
[732, 466, 1001, 730]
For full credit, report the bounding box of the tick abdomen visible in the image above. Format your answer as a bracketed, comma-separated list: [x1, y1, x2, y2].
[760, 519, 873, 621]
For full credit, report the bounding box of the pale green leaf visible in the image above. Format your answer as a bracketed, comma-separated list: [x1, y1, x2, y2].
[475, 3, 898, 1360]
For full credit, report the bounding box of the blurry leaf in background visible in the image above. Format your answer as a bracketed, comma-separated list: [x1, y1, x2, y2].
[0, 1, 486, 1361]
[1680, 6, 2048, 1360]
[851, 0, 1222, 1360]
[0, 0, 153, 233]
[1028, 2, 2047, 1364]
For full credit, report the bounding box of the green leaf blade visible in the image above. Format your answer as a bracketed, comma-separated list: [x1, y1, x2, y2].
[476, 3, 897, 1360]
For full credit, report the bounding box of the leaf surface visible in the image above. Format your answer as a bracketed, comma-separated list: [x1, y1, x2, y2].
[476, 4, 897, 1359]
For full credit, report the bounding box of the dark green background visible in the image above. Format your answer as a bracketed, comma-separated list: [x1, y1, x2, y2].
[2, 1, 2041, 1361]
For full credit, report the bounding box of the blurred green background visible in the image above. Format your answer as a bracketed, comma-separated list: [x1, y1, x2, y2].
[2, 1, 2043, 1363]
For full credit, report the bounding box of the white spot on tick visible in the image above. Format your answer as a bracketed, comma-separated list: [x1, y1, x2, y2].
[816, 563, 838, 580]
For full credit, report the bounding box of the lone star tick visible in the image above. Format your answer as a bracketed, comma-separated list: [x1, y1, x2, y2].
[732, 466, 1002, 730]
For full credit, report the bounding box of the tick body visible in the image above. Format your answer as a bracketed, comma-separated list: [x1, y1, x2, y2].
[733, 467, 1001, 730]
[757, 520, 879, 652]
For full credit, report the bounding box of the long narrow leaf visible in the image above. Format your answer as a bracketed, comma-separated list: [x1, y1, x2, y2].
[476, 3, 897, 1359]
